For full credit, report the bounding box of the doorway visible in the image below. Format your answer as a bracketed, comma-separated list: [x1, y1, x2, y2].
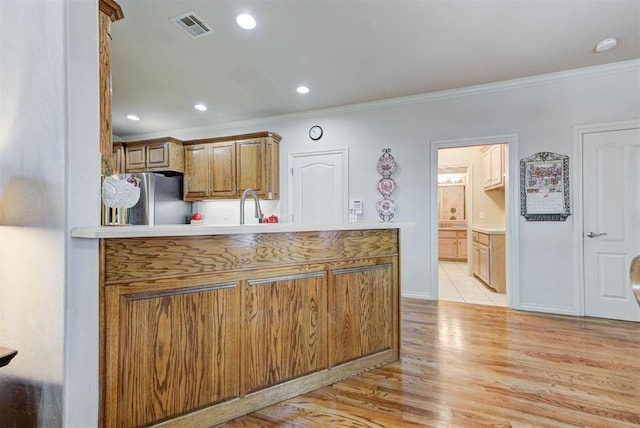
[431, 134, 519, 309]
[577, 122, 640, 322]
[288, 148, 349, 224]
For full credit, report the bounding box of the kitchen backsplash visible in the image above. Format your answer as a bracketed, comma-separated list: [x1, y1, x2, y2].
[195, 200, 281, 225]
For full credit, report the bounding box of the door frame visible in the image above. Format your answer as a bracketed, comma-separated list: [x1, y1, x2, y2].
[573, 119, 640, 316]
[430, 134, 520, 309]
[287, 147, 349, 224]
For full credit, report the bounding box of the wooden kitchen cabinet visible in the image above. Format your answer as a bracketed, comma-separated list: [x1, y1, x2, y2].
[209, 141, 237, 197]
[438, 230, 467, 261]
[183, 144, 211, 199]
[110, 142, 125, 175]
[237, 138, 267, 196]
[184, 142, 237, 199]
[184, 132, 281, 201]
[102, 279, 240, 427]
[331, 261, 395, 366]
[481, 144, 505, 190]
[471, 230, 505, 292]
[243, 271, 328, 394]
[99, 229, 399, 427]
[124, 137, 184, 174]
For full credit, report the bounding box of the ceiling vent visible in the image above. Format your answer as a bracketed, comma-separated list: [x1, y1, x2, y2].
[170, 12, 213, 39]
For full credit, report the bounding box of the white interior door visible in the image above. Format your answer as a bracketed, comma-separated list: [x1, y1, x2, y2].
[583, 128, 640, 321]
[289, 149, 348, 224]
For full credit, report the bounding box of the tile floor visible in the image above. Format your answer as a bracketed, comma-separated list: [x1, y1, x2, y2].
[438, 261, 507, 307]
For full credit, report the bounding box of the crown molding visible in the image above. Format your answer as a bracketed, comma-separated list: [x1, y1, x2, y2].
[121, 59, 640, 141]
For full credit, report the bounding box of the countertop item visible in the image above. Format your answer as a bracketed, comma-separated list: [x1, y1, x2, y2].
[0, 347, 17, 368]
[472, 226, 505, 234]
[72, 222, 415, 239]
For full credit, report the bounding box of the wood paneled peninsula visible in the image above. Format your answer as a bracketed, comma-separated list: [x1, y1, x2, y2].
[72, 223, 409, 427]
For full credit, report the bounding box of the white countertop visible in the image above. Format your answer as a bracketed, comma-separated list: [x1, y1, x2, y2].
[472, 226, 505, 234]
[71, 222, 415, 239]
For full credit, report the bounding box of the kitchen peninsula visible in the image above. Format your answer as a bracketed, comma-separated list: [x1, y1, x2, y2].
[72, 223, 407, 427]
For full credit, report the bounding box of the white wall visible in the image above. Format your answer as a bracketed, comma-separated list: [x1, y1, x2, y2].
[137, 62, 640, 309]
[0, 1, 67, 426]
[1, 1, 100, 427]
[65, 1, 101, 427]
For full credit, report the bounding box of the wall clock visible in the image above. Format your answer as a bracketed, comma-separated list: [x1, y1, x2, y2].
[309, 125, 323, 141]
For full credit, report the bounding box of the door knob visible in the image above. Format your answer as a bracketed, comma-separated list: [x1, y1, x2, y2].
[587, 231, 607, 238]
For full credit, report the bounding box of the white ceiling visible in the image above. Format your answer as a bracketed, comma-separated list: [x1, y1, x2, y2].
[111, 0, 640, 138]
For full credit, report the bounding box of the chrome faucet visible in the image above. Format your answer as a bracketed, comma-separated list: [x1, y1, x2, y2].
[240, 188, 264, 225]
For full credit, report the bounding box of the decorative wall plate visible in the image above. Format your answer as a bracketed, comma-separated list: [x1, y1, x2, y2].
[378, 177, 396, 196]
[376, 149, 396, 177]
[376, 198, 396, 221]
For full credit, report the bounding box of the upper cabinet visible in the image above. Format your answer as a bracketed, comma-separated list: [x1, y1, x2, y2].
[183, 132, 281, 201]
[98, 0, 124, 176]
[111, 142, 125, 175]
[481, 144, 505, 191]
[123, 137, 184, 174]
[184, 142, 236, 199]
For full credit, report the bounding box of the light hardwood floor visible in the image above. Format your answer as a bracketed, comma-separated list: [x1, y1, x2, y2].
[221, 298, 640, 427]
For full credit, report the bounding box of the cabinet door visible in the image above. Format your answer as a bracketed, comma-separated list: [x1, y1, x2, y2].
[125, 145, 147, 172]
[478, 245, 490, 284]
[472, 243, 481, 277]
[482, 149, 492, 188]
[111, 144, 125, 175]
[104, 282, 240, 428]
[146, 142, 170, 170]
[210, 142, 236, 197]
[331, 264, 393, 366]
[489, 144, 504, 187]
[184, 144, 210, 200]
[266, 137, 279, 199]
[237, 138, 266, 196]
[457, 236, 468, 260]
[438, 236, 458, 260]
[243, 272, 327, 394]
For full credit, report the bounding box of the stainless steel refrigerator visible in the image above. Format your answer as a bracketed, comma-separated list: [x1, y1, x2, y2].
[108, 173, 192, 225]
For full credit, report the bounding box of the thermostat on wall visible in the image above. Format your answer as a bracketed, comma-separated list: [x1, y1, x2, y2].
[350, 199, 363, 214]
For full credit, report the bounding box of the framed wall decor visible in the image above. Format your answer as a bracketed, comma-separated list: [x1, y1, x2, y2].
[520, 151, 570, 221]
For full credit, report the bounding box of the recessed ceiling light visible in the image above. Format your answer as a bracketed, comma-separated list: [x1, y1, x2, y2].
[236, 14, 256, 30]
[595, 37, 618, 53]
[194, 104, 207, 111]
[297, 85, 310, 94]
[126, 114, 140, 121]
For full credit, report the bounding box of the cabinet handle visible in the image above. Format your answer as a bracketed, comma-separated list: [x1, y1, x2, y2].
[128, 282, 238, 301]
[333, 264, 392, 275]
[248, 271, 326, 286]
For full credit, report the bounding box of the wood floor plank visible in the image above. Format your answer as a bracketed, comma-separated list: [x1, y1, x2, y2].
[220, 299, 640, 427]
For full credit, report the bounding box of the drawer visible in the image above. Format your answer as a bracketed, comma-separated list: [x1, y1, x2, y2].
[456, 230, 467, 239]
[478, 232, 489, 246]
[473, 231, 489, 246]
[439, 230, 458, 239]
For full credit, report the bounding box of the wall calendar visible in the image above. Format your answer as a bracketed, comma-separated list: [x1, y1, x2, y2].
[520, 151, 571, 221]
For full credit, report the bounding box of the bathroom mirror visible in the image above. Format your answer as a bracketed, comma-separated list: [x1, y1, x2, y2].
[438, 185, 466, 221]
